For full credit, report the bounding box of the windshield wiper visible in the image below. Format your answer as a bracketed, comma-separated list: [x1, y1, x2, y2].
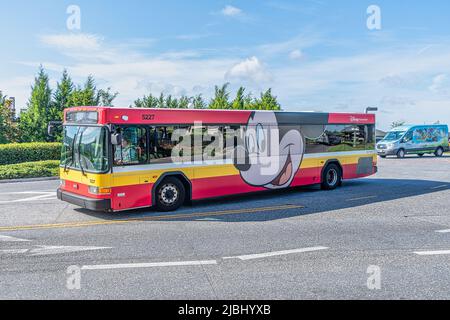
[64, 128, 80, 173]
[77, 129, 87, 177]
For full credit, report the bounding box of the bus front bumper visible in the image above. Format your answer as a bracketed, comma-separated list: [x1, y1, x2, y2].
[57, 189, 111, 212]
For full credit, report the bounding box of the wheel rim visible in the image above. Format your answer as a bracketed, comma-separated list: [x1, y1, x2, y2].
[327, 169, 338, 186]
[159, 183, 179, 205]
[399, 150, 405, 157]
[437, 148, 443, 156]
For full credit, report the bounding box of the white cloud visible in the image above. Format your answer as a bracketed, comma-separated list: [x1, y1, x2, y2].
[258, 32, 321, 58]
[289, 49, 303, 60]
[5, 32, 450, 130]
[221, 5, 242, 17]
[39, 33, 103, 51]
[225, 56, 272, 83]
[429, 74, 449, 95]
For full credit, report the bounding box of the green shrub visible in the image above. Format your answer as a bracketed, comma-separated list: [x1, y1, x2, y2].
[0, 160, 60, 180]
[0, 143, 61, 165]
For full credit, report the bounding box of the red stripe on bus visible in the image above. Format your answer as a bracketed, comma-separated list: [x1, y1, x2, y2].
[106, 108, 253, 125]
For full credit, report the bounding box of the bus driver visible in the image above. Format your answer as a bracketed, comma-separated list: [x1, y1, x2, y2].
[114, 137, 138, 165]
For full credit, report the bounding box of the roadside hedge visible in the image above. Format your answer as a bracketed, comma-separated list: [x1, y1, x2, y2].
[0, 143, 62, 165]
[0, 160, 60, 180]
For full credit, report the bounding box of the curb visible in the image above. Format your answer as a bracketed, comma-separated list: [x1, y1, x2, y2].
[0, 176, 59, 184]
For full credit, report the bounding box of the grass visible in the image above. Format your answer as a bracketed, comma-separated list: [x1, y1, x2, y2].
[0, 160, 60, 180]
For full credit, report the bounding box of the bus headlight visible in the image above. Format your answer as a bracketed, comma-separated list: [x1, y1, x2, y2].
[60, 180, 66, 187]
[88, 186, 111, 195]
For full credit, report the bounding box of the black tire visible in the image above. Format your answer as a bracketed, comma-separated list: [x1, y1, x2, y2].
[321, 164, 342, 190]
[155, 177, 186, 212]
[397, 149, 406, 158]
[434, 147, 444, 157]
[417, 153, 424, 157]
[379, 155, 386, 158]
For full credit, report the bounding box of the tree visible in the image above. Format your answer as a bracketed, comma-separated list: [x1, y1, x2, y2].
[251, 89, 281, 111]
[209, 83, 231, 109]
[178, 96, 190, 109]
[97, 87, 118, 106]
[0, 91, 18, 143]
[231, 87, 246, 110]
[19, 66, 53, 142]
[391, 120, 405, 129]
[50, 69, 74, 120]
[157, 93, 165, 108]
[192, 94, 206, 109]
[165, 95, 179, 108]
[68, 76, 118, 107]
[134, 94, 159, 108]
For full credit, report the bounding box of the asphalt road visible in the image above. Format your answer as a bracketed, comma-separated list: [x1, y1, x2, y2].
[0, 155, 449, 300]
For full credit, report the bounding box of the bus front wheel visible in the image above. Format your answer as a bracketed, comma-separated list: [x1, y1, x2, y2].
[321, 164, 342, 190]
[155, 177, 186, 212]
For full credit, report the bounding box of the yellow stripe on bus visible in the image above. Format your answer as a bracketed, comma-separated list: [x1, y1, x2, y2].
[60, 153, 376, 188]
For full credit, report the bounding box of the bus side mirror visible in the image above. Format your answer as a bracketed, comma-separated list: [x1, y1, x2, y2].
[47, 121, 62, 137]
[111, 133, 122, 145]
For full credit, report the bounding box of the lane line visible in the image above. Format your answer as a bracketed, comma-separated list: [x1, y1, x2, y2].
[223, 246, 329, 261]
[82, 260, 217, 271]
[0, 249, 29, 255]
[0, 191, 55, 195]
[30, 245, 112, 256]
[436, 229, 450, 233]
[0, 235, 31, 242]
[0, 193, 56, 204]
[0, 204, 304, 232]
[431, 184, 448, 190]
[347, 196, 377, 201]
[414, 250, 450, 256]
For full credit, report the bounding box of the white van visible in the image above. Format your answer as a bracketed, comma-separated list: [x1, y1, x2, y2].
[376, 125, 449, 158]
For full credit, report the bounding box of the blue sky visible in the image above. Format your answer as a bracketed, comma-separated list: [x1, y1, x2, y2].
[1, 0, 450, 130]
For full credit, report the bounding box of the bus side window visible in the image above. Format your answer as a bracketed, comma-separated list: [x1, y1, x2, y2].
[151, 126, 192, 164]
[113, 126, 148, 166]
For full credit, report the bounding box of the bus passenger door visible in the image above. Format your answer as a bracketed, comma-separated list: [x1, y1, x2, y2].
[111, 126, 152, 211]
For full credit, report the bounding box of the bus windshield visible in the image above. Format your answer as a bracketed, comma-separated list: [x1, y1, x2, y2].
[61, 126, 109, 173]
[383, 131, 406, 141]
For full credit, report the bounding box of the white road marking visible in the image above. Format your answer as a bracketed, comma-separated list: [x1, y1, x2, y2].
[222, 246, 329, 261]
[0, 235, 31, 242]
[0, 192, 56, 204]
[347, 196, 377, 201]
[414, 250, 450, 256]
[0, 245, 111, 256]
[30, 245, 112, 256]
[0, 191, 55, 195]
[431, 184, 448, 190]
[0, 249, 29, 255]
[436, 229, 450, 233]
[82, 260, 218, 271]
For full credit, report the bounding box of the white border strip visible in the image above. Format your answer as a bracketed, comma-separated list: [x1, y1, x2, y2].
[223, 246, 329, 261]
[414, 250, 450, 256]
[81, 260, 218, 271]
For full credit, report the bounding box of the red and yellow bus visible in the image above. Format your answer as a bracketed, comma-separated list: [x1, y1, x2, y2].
[57, 107, 377, 212]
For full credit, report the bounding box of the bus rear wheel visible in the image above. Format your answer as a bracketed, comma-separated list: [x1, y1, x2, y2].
[434, 147, 444, 157]
[321, 164, 342, 190]
[155, 177, 185, 212]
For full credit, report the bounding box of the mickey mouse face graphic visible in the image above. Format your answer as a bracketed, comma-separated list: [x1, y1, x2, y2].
[234, 112, 304, 190]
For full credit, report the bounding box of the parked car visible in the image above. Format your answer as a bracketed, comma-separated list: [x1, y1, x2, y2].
[376, 125, 449, 158]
